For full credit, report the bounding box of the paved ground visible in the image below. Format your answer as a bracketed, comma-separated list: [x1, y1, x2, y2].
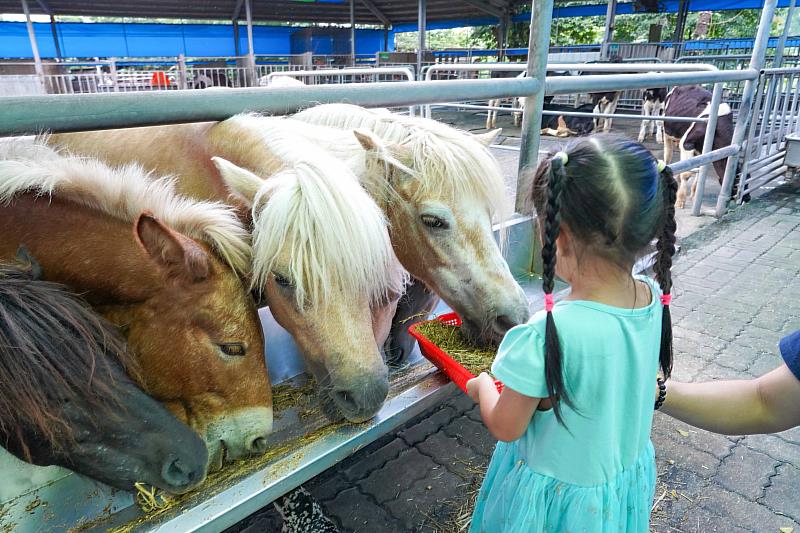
[230, 180, 800, 532]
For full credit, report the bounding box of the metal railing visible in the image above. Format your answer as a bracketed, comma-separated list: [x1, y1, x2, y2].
[421, 61, 767, 215]
[736, 67, 800, 200]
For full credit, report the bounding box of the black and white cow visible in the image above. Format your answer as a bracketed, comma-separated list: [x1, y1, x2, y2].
[541, 102, 596, 136]
[486, 70, 526, 129]
[590, 90, 621, 133]
[638, 87, 668, 143]
[663, 85, 734, 208]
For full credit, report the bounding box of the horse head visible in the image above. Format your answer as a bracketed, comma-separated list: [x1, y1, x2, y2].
[213, 156, 407, 423]
[101, 213, 273, 470]
[0, 152, 273, 471]
[0, 260, 208, 494]
[351, 124, 530, 345]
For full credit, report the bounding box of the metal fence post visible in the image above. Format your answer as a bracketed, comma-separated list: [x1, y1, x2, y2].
[774, 0, 797, 68]
[734, 73, 767, 201]
[21, 0, 45, 94]
[715, 0, 778, 217]
[600, 0, 618, 60]
[177, 54, 188, 90]
[109, 58, 119, 92]
[691, 81, 723, 215]
[516, 0, 555, 213]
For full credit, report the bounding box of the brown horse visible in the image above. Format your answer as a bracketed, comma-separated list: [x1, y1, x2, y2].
[0, 255, 208, 495]
[0, 144, 272, 470]
[50, 121, 407, 423]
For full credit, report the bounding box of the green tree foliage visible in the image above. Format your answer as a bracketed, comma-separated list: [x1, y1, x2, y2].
[396, 7, 792, 51]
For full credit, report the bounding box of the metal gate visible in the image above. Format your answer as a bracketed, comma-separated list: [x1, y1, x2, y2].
[736, 67, 800, 201]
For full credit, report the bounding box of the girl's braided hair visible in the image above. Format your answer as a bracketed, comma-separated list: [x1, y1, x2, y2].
[530, 134, 677, 424]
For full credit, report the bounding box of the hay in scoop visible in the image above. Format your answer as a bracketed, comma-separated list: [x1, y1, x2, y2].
[415, 321, 497, 375]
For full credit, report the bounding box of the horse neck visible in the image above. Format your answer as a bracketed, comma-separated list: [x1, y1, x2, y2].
[50, 123, 228, 204]
[0, 195, 165, 305]
[207, 119, 286, 179]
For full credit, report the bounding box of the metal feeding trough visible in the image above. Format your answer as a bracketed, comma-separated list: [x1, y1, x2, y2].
[783, 133, 800, 168]
[0, 216, 546, 533]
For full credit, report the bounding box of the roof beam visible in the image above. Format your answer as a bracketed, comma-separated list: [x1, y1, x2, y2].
[359, 0, 392, 26]
[459, 0, 503, 18]
[34, 0, 51, 14]
[232, 0, 244, 20]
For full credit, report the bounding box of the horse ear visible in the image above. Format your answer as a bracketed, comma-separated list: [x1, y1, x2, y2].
[353, 129, 414, 173]
[353, 129, 384, 152]
[212, 156, 263, 207]
[473, 128, 502, 146]
[135, 213, 210, 284]
[15, 246, 43, 280]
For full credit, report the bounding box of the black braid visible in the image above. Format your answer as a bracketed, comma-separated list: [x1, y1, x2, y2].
[541, 156, 574, 425]
[654, 165, 678, 378]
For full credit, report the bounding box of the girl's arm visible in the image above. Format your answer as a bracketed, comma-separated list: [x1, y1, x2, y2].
[661, 364, 800, 435]
[467, 372, 541, 442]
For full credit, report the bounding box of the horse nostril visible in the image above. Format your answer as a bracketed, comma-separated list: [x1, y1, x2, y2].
[161, 456, 197, 489]
[247, 436, 268, 455]
[494, 314, 518, 335]
[332, 389, 359, 414]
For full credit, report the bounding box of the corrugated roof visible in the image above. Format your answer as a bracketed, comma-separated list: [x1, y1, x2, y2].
[0, 0, 537, 26]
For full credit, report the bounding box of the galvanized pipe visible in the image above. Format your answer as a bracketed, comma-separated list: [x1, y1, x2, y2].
[268, 67, 415, 81]
[746, 149, 786, 172]
[20, 0, 44, 92]
[691, 82, 724, 216]
[669, 145, 740, 175]
[49, 14, 62, 60]
[716, 0, 779, 216]
[785, 71, 800, 136]
[742, 165, 789, 196]
[431, 102, 710, 123]
[776, 73, 794, 151]
[417, 0, 426, 81]
[746, 155, 786, 181]
[0, 77, 541, 136]
[600, 0, 618, 60]
[675, 54, 752, 63]
[244, 0, 256, 85]
[268, 67, 417, 115]
[350, 0, 356, 65]
[516, 0, 555, 213]
[425, 62, 724, 78]
[547, 70, 756, 95]
[774, 0, 797, 68]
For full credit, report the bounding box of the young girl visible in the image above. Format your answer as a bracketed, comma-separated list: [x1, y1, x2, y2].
[466, 135, 677, 533]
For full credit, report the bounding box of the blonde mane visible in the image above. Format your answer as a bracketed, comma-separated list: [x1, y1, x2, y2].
[294, 104, 511, 219]
[0, 139, 251, 274]
[226, 115, 408, 308]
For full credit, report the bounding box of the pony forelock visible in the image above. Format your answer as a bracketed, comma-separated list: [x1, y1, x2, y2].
[0, 140, 251, 274]
[249, 159, 408, 309]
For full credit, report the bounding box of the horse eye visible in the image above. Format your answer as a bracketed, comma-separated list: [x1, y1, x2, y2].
[420, 214, 449, 229]
[218, 343, 246, 357]
[273, 272, 293, 289]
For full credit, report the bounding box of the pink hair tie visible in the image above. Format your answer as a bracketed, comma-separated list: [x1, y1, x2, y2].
[660, 294, 672, 306]
[544, 293, 555, 312]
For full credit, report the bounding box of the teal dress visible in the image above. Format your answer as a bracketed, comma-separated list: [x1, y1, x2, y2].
[470, 276, 662, 533]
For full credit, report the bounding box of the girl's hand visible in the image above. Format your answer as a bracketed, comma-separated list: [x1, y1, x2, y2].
[467, 372, 493, 402]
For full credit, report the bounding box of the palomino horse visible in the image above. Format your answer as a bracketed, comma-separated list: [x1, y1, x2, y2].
[50, 122, 407, 423]
[291, 104, 530, 351]
[0, 255, 208, 495]
[0, 143, 272, 470]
